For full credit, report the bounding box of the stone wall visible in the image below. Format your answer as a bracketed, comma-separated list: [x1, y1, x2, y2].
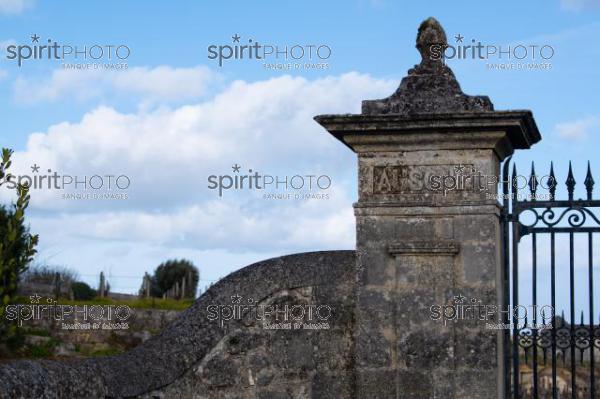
[0, 251, 356, 398]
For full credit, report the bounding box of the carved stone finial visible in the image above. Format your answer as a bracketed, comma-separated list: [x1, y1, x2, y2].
[361, 17, 493, 116]
[416, 17, 447, 64]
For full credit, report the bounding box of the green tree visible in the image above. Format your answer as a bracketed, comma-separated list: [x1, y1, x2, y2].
[71, 281, 96, 301]
[0, 148, 39, 341]
[150, 259, 198, 299]
[0, 206, 29, 275]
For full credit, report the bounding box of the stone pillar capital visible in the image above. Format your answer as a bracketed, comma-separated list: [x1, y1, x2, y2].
[315, 111, 540, 160]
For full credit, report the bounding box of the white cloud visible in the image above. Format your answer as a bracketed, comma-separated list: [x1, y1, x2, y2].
[112, 66, 218, 100]
[561, 0, 600, 10]
[7, 73, 394, 210]
[30, 192, 355, 252]
[555, 116, 600, 140]
[1, 72, 396, 290]
[0, 0, 32, 14]
[13, 65, 219, 104]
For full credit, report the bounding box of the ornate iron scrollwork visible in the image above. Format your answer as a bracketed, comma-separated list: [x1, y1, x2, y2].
[519, 206, 600, 229]
[555, 325, 571, 351]
[517, 326, 534, 349]
[574, 325, 592, 351]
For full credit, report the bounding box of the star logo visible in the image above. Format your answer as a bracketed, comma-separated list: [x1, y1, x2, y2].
[232, 164, 241, 173]
[30, 164, 40, 173]
[29, 293, 41, 303]
[454, 33, 464, 43]
[231, 294, 242, 303]
[31, 34, 40, 43]
[454, 164, 465, 174]
[232, 34, 241, 43]
[453, 294, 466, 304]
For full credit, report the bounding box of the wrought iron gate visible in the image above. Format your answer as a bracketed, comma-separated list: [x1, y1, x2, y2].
[502, 158, 600, 399]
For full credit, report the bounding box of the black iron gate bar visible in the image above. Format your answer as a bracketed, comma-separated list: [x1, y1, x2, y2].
[501, 158, 600, 399]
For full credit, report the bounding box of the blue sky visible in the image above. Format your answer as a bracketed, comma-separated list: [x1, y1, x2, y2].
[1, 1, 599, 152]
[0, 0, 599, 318]
[1, 0, 598, 149]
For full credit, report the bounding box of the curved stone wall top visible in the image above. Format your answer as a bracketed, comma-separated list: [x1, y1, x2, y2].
[0, 250, 355, 399]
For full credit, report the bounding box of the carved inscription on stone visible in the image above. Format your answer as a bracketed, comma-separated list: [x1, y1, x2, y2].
[372, 164, 483, 195]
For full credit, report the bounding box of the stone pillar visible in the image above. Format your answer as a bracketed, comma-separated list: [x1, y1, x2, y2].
[99, 271, 106, 298]
[315, 18, 541, 399]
